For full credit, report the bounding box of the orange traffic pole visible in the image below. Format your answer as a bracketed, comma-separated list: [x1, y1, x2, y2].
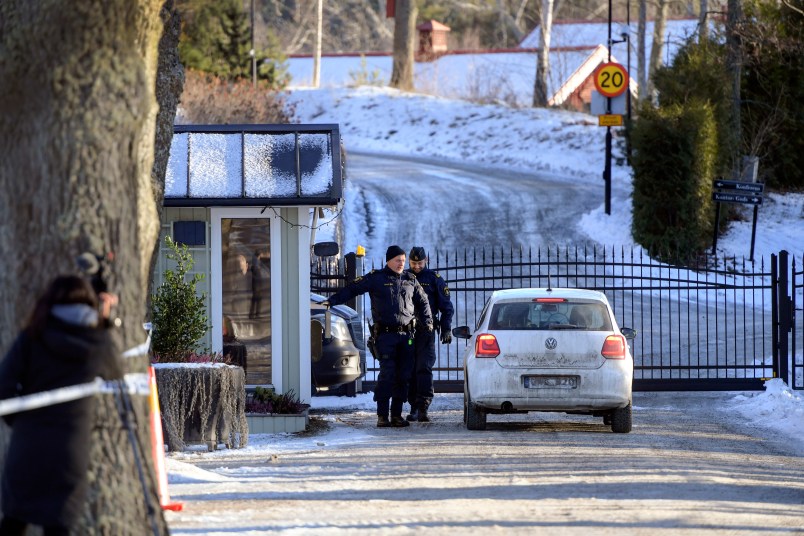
[148, 366, 183, 511]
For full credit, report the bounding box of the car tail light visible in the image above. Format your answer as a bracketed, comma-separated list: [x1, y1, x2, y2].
[601, 335, 626, 359]
[533, 298, 567, 303]
[475, 334, 500, 358]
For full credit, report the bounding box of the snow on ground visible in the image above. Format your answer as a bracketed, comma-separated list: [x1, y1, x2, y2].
[729, 379, 804, 442]
[165, 87, 804, 474]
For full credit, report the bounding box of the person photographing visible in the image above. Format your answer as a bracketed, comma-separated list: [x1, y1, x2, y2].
[0, 275, 124, 535]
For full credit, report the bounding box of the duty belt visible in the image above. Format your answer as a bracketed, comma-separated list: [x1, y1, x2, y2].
[376, 323, 413, 334]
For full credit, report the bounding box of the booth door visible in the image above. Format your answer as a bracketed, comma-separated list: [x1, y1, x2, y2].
[219, 217, 272, 385]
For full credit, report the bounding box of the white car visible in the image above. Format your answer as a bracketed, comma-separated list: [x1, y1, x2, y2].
[453, 287, 636, 433]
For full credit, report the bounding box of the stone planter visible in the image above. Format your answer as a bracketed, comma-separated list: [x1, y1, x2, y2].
[154, 363, 248, 451]
[246, 409, 309, 434]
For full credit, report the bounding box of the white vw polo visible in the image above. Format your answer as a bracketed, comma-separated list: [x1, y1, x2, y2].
[454, 287, 636, 433]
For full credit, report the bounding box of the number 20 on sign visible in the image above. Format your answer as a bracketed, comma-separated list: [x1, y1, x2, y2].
[594, 62, 629, 98]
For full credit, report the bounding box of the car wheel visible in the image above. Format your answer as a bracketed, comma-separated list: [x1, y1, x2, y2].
[465, 387, 487, 431]
[610, 403, 632, 433]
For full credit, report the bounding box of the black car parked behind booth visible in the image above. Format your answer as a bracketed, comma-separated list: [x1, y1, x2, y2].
[310, 293, 365, 392]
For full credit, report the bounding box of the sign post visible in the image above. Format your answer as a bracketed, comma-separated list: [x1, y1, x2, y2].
[594, 62, 629, 215]
[710, 170, 763, 259]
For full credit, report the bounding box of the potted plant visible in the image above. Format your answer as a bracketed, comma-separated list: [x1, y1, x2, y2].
[150, 236, 247, 451]
[245, 387, 310, 434]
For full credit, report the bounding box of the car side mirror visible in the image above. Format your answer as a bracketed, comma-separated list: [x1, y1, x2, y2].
[452, 326, 472, 339]
[620, 327, 637, 340]
[313, 241, 339, 257]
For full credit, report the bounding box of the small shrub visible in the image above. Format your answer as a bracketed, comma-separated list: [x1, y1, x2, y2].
[348, 55, 384, 87]
[179, 69, 295, 124]
[150, 236, 210, 362]
[246, 387, 307, 414]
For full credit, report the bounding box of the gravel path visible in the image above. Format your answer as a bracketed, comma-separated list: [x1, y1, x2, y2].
[166, 392, 804, 535]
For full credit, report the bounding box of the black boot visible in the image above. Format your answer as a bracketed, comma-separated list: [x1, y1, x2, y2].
[390, 416, 410, 428]
[417, 409, 431, 423]
[406, 408, 419, 422]
[377, 416, 391, 428]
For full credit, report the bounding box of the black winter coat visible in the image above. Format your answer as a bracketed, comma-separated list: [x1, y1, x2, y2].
[0, 317, 124, 527]
[406, 268, 454, 332]
[328, 266, 433, 329]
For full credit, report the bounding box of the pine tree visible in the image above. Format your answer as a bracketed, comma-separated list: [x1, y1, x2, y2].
[216, 1, 252, 79]
[177, 0, 289, 87]
[150, 237, 210, 362]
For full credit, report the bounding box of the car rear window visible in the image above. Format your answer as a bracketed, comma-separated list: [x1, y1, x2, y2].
[487, 301, 612, 331]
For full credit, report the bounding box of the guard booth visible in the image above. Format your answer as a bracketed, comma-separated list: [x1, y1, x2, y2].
[153, 124, 343, 404]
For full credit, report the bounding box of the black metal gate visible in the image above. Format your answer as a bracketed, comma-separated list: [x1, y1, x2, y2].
[313, 247, 802, 392]
[786, 251, 803, 389]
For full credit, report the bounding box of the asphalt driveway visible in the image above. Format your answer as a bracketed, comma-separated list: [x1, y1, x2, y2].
[165, 391, 804, 535]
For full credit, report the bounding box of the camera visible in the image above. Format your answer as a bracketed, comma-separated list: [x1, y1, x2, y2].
[76, 251, 113, 296]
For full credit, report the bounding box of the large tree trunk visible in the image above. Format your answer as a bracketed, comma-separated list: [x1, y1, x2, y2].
[532, 0, 554, 107]
[390, 0, 417, 91]
[0, 1, 180, 533]
[0, 1, 163, 349]
[148, 0, 185, 306]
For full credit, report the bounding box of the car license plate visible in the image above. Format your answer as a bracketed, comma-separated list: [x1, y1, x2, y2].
[524, 375, 579, 389]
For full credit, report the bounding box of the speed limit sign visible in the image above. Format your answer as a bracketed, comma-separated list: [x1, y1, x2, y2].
[594, 62, 629, 98]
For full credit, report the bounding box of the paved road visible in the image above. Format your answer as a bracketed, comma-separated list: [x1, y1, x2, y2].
[339, 152, 602, 257]
[166, 392, 804, 535]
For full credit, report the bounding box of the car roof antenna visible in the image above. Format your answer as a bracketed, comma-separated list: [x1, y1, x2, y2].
[546, 273, 553, 292]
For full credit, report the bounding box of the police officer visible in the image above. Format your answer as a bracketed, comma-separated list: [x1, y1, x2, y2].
[405, 247, 454, 423]
[324, 245, 433, 428]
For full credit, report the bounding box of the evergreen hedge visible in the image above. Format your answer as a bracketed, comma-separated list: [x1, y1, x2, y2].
[652, 39, 737, 176]
[630, 101, 719, 262]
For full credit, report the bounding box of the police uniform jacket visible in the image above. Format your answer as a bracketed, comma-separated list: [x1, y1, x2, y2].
[406, 268, 454, 332]
[328, 266, 433, 330]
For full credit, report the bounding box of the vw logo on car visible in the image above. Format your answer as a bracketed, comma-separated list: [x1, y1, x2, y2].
[545, 337, 558, 349]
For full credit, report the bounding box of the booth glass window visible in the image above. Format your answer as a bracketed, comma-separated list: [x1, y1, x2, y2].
[221, 218, 271, 385]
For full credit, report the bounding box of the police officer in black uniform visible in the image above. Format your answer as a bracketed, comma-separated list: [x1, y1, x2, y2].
[324, 245, 433, 428]
[405, 247, 454, 423]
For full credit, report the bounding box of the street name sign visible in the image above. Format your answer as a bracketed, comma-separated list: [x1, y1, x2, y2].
[713, 179, 764, 193]
[712, 192, 764, 205]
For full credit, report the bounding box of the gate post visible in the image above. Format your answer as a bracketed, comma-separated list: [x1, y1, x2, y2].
[342, 251, 360, 396]
[771, 253, 779, 380]
[777, 250, 791, 384]
[344, 252, 357, 309]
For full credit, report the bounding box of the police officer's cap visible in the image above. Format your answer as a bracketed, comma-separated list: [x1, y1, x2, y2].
[409, 247, 427, 262]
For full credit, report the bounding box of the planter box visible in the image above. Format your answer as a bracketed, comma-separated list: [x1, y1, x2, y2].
[154, 363, 248, 451]
[246, 409, 309, 434]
